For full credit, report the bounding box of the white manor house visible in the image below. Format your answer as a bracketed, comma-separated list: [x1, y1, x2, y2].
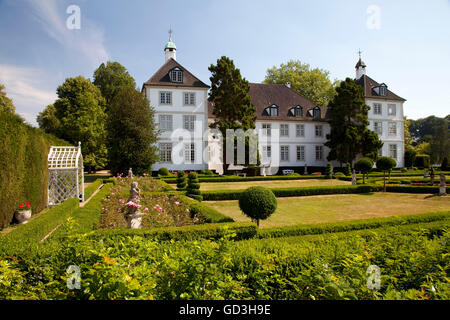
[142, 35, 405, 175]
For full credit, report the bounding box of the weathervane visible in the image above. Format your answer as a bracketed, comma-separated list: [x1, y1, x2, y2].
[169, 27, 173, 40]
[358, 49, 362, 59]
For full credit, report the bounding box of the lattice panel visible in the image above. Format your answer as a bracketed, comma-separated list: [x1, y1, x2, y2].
[48, 170, 80, 206]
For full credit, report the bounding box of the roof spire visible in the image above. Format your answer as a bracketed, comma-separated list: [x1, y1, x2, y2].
[168, 27, 173, 41]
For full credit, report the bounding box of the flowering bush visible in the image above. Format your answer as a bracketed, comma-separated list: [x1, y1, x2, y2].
[18, 203, 31, 210]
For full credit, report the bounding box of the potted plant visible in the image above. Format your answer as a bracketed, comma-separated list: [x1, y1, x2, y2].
[15, 202, 32, 224]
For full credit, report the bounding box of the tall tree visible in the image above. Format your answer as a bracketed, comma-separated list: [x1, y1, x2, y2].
[264, 60, 338, 106]
[107, 86, 158, 176]
[208, 56, 256, 174]
[38, 76, 108, 172]
[0, 84, 15, 112]
[93, 61, 136, 109]
[325, 78, 382, 165]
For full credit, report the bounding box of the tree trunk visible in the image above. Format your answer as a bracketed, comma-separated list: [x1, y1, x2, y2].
[257, 219, 260, 228]
[383, 171, 386, 192]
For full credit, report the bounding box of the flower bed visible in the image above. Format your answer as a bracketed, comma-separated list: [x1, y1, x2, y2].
[99, 178, 204, 229]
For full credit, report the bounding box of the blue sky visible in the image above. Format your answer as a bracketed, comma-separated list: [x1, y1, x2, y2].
[0, 0, 449, 126]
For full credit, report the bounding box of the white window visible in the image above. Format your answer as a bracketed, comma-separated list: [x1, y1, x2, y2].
[183, 115, 196, 131]
[280, 124, 289, 137]
[169, 68, 183, 83]
[373, 103, 382, 115]
[184, 143, 195, 163]
[160, 92, 172, 105]
[388, 122, 397, 136]
[388, 104, 396, 116]
[294, 106, 303, 117]
[378, 148, 383, 157]
[159, 115, 173, 131]
[159, 143, 172, 163]
[313, 107, 321, 119]
[262, 145, 271, 160]
[296, 124, 305, 137]
[389, 144, 397, 160]
[315, 125, 323, 137]
[262, 123, 271, 136]
[315, 145, 323, 161]
[280, 145, 289, 162]
[374, 121, 383, 135]
[184, 92, 195, 106]
[296, 145, 305, 161]
[379, 85, 387, 96]
[267, 105, 278, 116]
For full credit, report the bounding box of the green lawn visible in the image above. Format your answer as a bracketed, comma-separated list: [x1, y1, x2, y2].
[205, 193, 450, 228]
[200, 179, 350, 191]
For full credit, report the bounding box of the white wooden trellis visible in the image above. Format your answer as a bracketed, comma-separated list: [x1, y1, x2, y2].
[47, 142, 84, 206]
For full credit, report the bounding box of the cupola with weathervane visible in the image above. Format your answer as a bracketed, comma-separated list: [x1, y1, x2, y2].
[355, 50, 366, 79]
[164, 28, 177, 62]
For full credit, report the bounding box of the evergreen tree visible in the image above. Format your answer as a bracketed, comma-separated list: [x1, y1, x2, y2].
[107, 86, 158, 176]
[186, 172, 202, 201]
[325, 163, 333, 179]
[325, 78, 382, 165]
[208, 56, 256, 174]
[176, 171, 187, 190]
[345, 162, 352, 176]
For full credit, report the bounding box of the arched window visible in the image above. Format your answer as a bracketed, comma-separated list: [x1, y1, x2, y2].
[169, 67, 183, 83]
[313, 107, 321, 119]
[265, 104, 279, 116]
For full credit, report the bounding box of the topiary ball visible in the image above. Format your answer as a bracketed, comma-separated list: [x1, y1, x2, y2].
[158, 167, 170, 176]
[238, 186, 277, 226]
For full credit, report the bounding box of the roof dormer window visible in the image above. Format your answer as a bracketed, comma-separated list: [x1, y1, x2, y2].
[290, 105, 303, 117]
[313, 107, 321, 119]
[265, 104, 279, 117]
[374, 83, 388, 96]
[169, 67, 183, 83]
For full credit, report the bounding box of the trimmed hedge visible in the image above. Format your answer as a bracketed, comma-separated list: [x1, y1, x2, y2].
[0, 198, 79, 256]
[163, 175, 329, 184]
[0, 110, 69, 229]
[385, 185, 450, 194]
[202, 185, 382, 201]
[186, 199, 234, 223]
[84, 179, 103, 200]
[258, 210, 450, 239]
[86, 222, 257, 242]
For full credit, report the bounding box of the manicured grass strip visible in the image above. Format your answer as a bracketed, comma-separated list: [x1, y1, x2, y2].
[0, 198, 79, 255]
[202, 184, 382, 201]
[86, 222, 257, 242]
[163, 175, 328, 183]
[49, 183, 113, 239]
[257, 210, 450, 239]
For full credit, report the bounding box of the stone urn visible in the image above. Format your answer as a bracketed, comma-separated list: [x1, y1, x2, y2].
[15, 210, 32, 224]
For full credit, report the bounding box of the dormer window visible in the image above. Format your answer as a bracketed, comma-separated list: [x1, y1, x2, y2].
[374, 83, 388, 96]
[313, 107, 321, 119]
[169, 67, 183, 83]
[265, 104, 279, 116]
[290, 105, 303, 117]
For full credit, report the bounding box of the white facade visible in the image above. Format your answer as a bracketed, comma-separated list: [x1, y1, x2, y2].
[145, 86, 209, 172]
[367, 99, 405, 167]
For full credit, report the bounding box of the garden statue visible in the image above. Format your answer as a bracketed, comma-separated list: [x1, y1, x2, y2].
[352, 170, 357, 185]
[124, 181, 145, 229]
[424, 168, 429, 178]
[128, 167, 133, 179]
[430, 167, 435, 185]
[304, 164, 308, 175]
[261, 166, 266, 177]
[439, 173, 447, 196]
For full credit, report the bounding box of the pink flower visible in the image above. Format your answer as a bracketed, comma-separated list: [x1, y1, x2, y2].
[119, 199, 125, 204]
[126, 201, 142, 208]
[175, 201, 180, 205]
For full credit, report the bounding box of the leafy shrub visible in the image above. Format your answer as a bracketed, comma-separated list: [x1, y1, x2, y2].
[334, 172, 345, 178]
[238, 187, 277, 227]
[200, 170, 215, 176]
[187, 199, 234, 223]
[355, 157, 374, 184]
[376, 156, 397, 191]
[401, 168, 408, 173]
[158, 167, 170, 176]
[345, 162, 352, 176]
[176, 171, 187, 190]
[415, 154, 430, 169]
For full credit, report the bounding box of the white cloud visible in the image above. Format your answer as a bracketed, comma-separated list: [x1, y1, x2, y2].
[26, 0, 109, 67]
[0, 64, 57, 127]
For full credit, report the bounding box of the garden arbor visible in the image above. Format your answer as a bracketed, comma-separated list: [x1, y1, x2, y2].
[47, 142, 84, 206]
